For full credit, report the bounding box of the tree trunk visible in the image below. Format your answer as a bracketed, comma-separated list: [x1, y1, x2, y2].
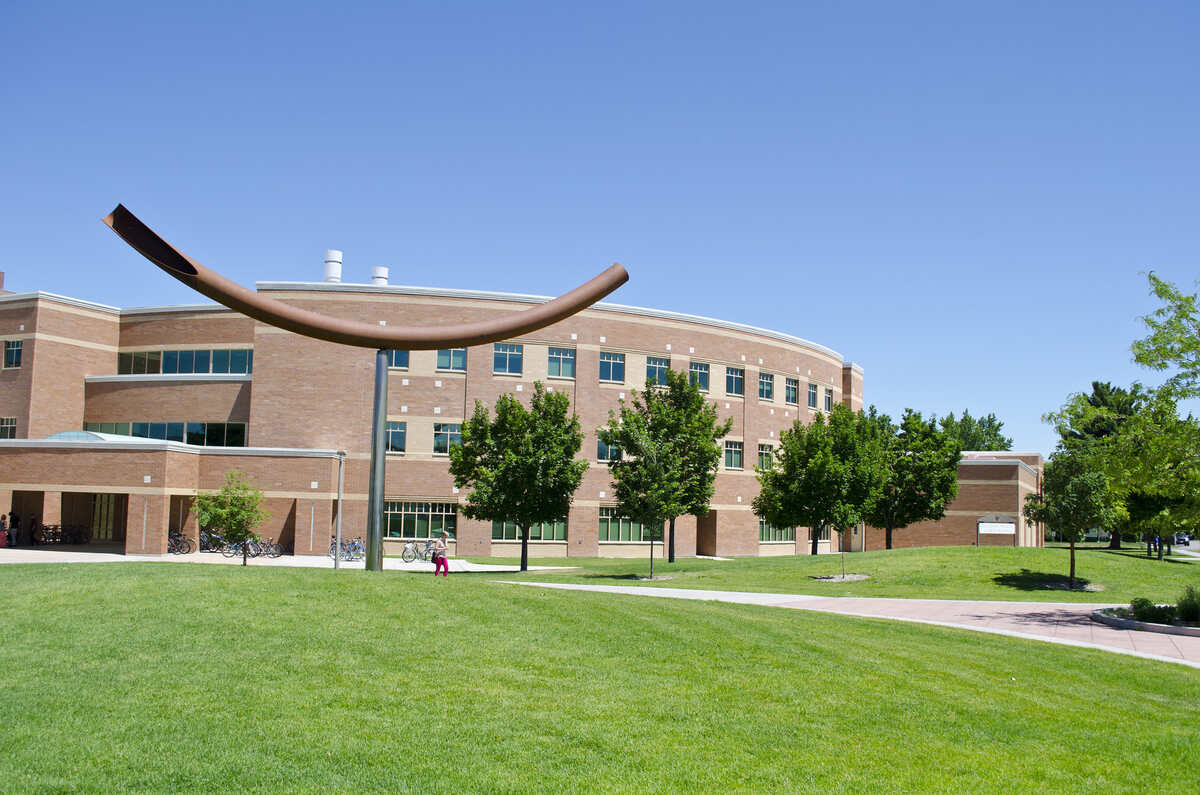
[1108, 529, 1121, 550]
[886, 522, 893, 550]
[668, 516, 676, 563]
[1157, 536, 1164, 561]
[1146, 532, 1152, 557]
[520, 525, 529, 572]
[1068, 540, 1075, 588]
[811, 524, 819, 556]
[649, 535, 654, 579]
[242, 541, 248, 567]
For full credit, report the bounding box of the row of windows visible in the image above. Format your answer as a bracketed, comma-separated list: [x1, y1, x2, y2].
[384, 344, 837, 407]
[383, 501, 457, 539]
[724, 442, 777, 471]
[760, 518, 795, 542]
[118, 348, 253, 376]
[384, 422, 462, 455]
[492, 518, 567, 541]
[3, 341, 21, 369]
[83, 421, 248, 447]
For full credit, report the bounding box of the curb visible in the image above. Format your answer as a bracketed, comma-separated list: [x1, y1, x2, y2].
[1091, 608, 1200, 637]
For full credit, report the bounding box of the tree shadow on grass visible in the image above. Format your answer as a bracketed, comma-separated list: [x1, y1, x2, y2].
[993, 569, 1091, 591]
[1079, 548, 1196, 565]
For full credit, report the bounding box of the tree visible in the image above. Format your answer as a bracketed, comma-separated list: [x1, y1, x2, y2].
[1132, 273, 1200, 396]
[1022, 451, 1120, 588]
[754, 404, 881, 557]
[449, 382, 587, 572]
[862, 408, 960, 550]
[193, 470, 269, 566]
[939, 409, 1013, 451]
[597, 369, 731, 566]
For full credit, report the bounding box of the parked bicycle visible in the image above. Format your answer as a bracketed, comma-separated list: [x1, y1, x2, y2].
[167, 531, 194, 554]
[401, 538, 436, 563]
[328, 535, 365, 561]
[200, 529, 226, 552]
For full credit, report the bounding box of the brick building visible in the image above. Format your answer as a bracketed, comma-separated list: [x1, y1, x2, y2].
[0, 267, 1039, 557]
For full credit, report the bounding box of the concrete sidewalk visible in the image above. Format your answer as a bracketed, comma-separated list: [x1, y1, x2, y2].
[505, 581, 1200, 669]
[0, 546, 572, 573]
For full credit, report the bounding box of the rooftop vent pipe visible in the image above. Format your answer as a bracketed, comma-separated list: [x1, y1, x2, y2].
[323, 250, 343, 283]
[371, 266, 389, 286]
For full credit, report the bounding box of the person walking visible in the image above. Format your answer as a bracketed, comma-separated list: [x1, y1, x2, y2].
[432, 531, 450, 577]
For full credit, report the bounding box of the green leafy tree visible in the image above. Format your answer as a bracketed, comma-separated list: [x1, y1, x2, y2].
[862, 408, 961, 550]
[754, 404, 882, 557]
[193, 470, 269, 566]
[1132, 273, 1200, 396]
[597, 369, 731, 566]
[1023, 451, 1120, 588]
[939, 409, 1013, 451]
[449, 382, 587, 572]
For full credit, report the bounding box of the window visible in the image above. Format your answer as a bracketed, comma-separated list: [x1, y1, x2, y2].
[689, 362, 710, 391]
[758, 444, 773, 470]
[599, 352, 625, 383]
[433, 423, 461, 454]
[785, 378, 799, 405]
[597, 438, 621, 462]
[760, 517, 795, 542]
[492, 518, 567, 541]
[808, 383, 818, 408]
[437, 348, 466, 372]
[759, 373, 774, 400]
[387, 350, 410, 369]
[493, 343, 523, 375]
[599, 507, 659, 542]
[384, 501, 457, 539]
[3, 341, 21, 369]
[548, 347, 576, 378]
[386, 421, 406, 453]
[726, 367, 744, 396]
[646, 356, 670, 386]
[724, 441, 744, 469]
[91, 420, 247, 447]
[0, 418, 14, 439]
[824, 388, 833, 411]
[119, 348, 252, 375]
[810, 525, 831, 542]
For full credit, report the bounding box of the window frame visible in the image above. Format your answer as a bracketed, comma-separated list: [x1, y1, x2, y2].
[646, 356, 671, 386]
[436, 348, 467, 372]
[824, 387, 833, 411]
[726, 366, 745, 396]
[493, 343, 523, 376]
[689, 361, 710, 392]
[597, 438, 621, 462]
[547, 347, 576, 379]
[2, 340, 20, 369]
[385, 421, 407, 453]
[757, 443, 773, 470]
[387, 350, 410, 369]
[0, 417, 15, 439]
[758, 372, 774, 401]
[598, 351, 625, 383]
[724, 440, 744, 470]
[433, 423, 462, 455]
[807, 383, 818, 408]
[785, 377, 799, 405]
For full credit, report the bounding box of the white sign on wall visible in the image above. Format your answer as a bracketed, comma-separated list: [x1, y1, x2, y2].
[978, 522, 1016, 535]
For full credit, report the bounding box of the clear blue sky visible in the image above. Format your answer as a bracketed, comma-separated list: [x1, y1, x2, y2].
[3, 1, 1198, 454]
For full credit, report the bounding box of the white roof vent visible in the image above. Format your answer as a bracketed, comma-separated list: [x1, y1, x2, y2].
[371, 266, 389, 286]
[324, 250, 343, 283]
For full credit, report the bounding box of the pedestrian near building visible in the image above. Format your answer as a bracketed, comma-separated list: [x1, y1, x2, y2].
[433, 531, 450, 577]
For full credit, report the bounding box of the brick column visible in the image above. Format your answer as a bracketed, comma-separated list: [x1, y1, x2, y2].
[42, 491, 62, 526]
[293, 498, 334, 556]
[124, 494, 170, 555]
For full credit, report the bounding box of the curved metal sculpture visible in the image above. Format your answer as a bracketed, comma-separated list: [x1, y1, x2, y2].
[104, 204, 629, 572]
[102, 204, 629, 349]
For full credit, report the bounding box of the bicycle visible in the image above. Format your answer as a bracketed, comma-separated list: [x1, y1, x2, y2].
[167, 531, 194, 554]
[328, 536, 365, 561]
[401, 538, 436, 563]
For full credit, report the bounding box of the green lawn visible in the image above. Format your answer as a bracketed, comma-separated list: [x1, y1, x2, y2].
[478, 545, 1200, 604]
[1, 563, 1197, 792]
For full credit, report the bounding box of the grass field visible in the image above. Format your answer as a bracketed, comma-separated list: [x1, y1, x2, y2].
[2, 561, 1198, 792]
[478, 545, 1200, 605]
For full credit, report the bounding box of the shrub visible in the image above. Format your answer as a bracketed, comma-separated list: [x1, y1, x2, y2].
[1130, 597, 1176, 624]
[1176, 585, 1200, 624]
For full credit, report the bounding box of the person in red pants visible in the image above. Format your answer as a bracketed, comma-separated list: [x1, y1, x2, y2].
[432, 531, 450, 577]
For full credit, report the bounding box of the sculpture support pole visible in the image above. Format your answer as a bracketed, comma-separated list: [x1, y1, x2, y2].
[365, 349, 388, 571]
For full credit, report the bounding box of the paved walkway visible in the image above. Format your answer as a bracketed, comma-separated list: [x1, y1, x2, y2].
[0, 546, 571, 573]
[505, 582, 1200, 669]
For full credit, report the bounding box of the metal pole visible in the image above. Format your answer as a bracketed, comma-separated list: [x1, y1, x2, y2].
[365, 349, 388, 571]
[334, 450, 345, 570]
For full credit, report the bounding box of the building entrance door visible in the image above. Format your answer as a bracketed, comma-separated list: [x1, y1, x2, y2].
[91, 494, 127, 543]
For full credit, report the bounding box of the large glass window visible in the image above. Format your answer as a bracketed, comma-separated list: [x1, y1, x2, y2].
[726, 367, 744, 396]
[3, 341, 20, 369]
[492, 518, 567, 541]
[689, 362, 710, 391]
[119, 348, 251, 375]
[760, 517, 795, 542]
[386, 421, 406, 453]
[824, 388, 833, 411]
[384, 501, 457, 539]
[785, 378, 799, 405]
[493, 343, 523, 375]
[808, 383, 818, 408]
[758, 443, 773, 470]
[89, 420, 247, 447]
[599, 507, 659, 542]
[0, 418, 15, 438]
[759, 373, 774, 400]
[433, 423, 462, 454]
[387, 350, 410, 369]
[597, 438, 621, 462]
[725, 441, 744, 469]
[437, 348, 466, 372]
[646, 356, 670, 386]
[548, 347, 576, 378]
[599, 352, 625, 383]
